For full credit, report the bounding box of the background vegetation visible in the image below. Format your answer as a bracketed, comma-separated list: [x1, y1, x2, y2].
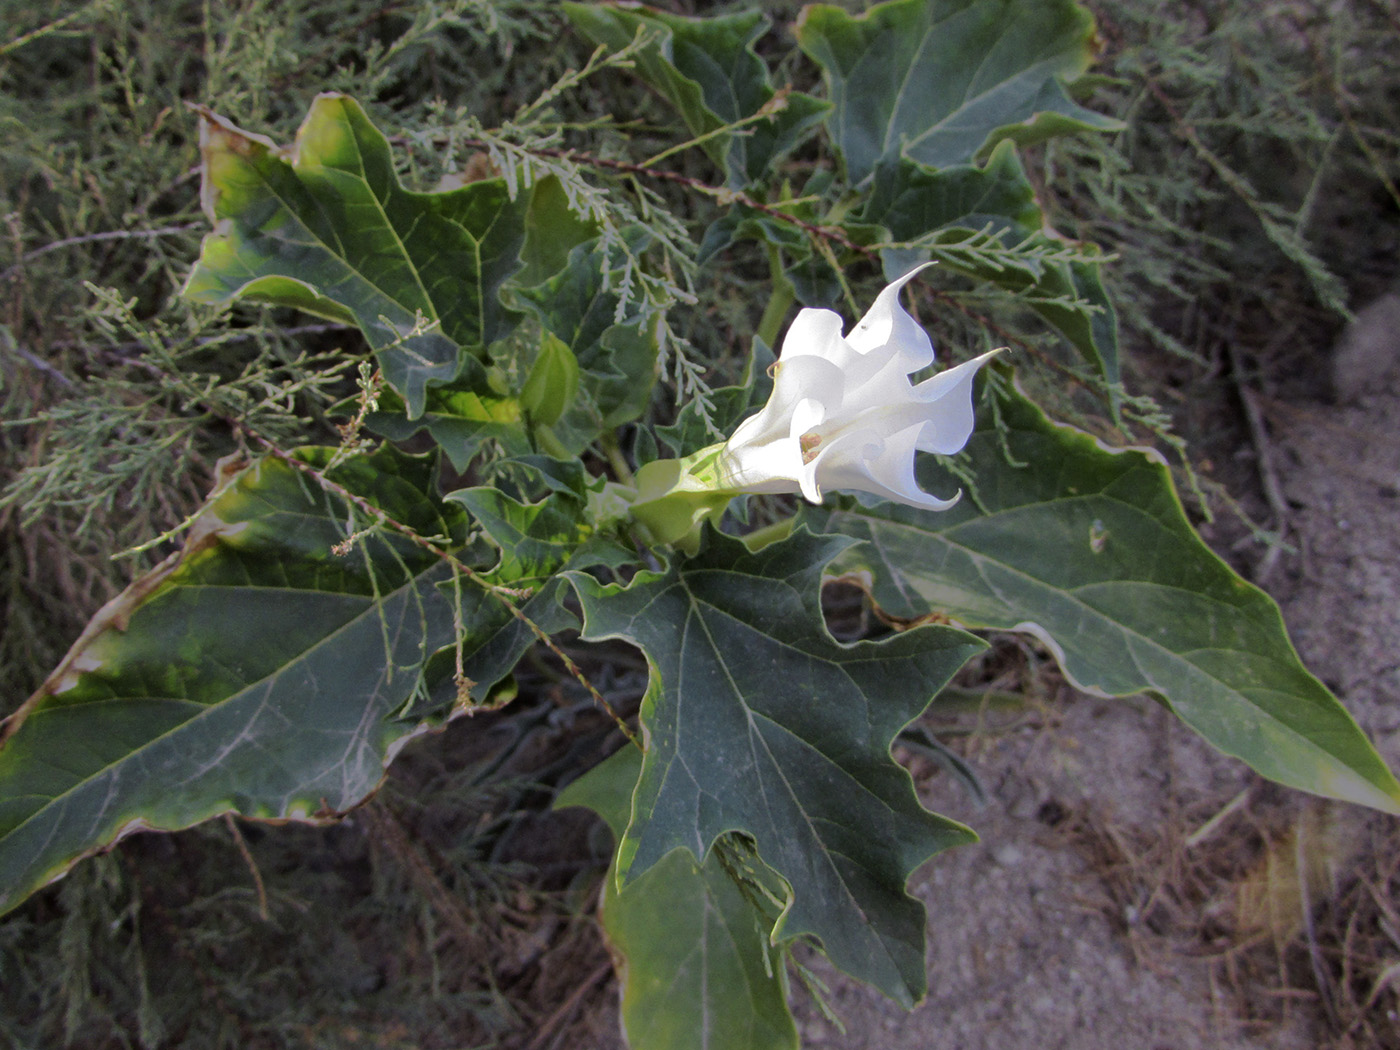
[2, 0, 1397, 1046]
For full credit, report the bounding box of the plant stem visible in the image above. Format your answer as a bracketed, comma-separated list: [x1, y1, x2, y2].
[598, 430, 634, 484]
[740, 516, 795, 551]
[756, 244, 796, 348]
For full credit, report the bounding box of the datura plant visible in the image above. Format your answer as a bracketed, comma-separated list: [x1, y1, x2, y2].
[2, 2, 1397, 1048]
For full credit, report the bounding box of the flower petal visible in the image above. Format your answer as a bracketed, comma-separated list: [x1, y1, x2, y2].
[720, 434, 804, 495]
[845, 263, 936, 376]
[717, 267, 995, 512]
[788, 397, 826, 441]
[726, 353, 844, 451]
[777, 307, 848, 366]
[911, 349, 1001, 454]
[808, 420, 960, 511]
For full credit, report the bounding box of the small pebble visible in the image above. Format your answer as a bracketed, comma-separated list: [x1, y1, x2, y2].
[992, 844, 1024, 868]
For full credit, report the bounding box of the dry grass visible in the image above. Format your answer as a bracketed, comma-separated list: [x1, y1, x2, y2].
[1040, 782, 1400, 1048]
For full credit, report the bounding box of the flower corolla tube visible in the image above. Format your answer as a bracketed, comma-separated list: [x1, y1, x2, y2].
[719, 265, 1000, 510]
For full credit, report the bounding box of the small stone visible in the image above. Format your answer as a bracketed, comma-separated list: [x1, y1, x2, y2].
[992, 843, 1024, 868]
[1333, 291, 1400, 403]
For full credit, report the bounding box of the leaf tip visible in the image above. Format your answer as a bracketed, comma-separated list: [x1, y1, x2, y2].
[194, 106, 279, 221]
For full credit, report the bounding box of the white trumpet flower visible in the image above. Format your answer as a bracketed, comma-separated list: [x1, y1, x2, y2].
[719, 265, 999, 510]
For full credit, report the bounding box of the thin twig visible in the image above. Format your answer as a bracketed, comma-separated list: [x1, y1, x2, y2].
[57, 323, 357, 358]
[5, 342, 76, 387]
[1184, 786, 1253, 849]
[222, 813, 269, 920]
[1296, 819, 1340, 1028]
[1223, 337, 1291, 584]
[519, 960, 612, 1050]
[0, 224, 200, 283]
[0, 0, 111, 58]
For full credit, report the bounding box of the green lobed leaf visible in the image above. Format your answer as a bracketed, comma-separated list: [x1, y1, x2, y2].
[365, 385, 530, 471]
[489, 453, 601, 502]
[447, 475, 635, 586]
[796, 0, 1121, 184]
[516, 173, 602, 287]
[863, 142, 1119, 388]
[514, 236, 664, 454]
[809, 378, 1400, 815]
[402, 462, 638, 720]
[559, 747, 798, 1050]
[604, 844, 796, 1050]
[563, 4, 829, 187]
[865, 141, 1042, 242]
[183, 94, 585, 417]
[0, 446, 466, 917]
[566, 529, 982, 1004]
[697, 207, 808, 268]
[410, 578, 580, 720]
[450, 486, 587, 584]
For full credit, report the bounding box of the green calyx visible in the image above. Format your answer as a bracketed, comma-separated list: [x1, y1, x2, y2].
[616, 444, 736, 552]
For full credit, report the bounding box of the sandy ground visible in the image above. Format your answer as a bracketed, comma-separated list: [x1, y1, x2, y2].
[791, 701, 1313, 1050]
